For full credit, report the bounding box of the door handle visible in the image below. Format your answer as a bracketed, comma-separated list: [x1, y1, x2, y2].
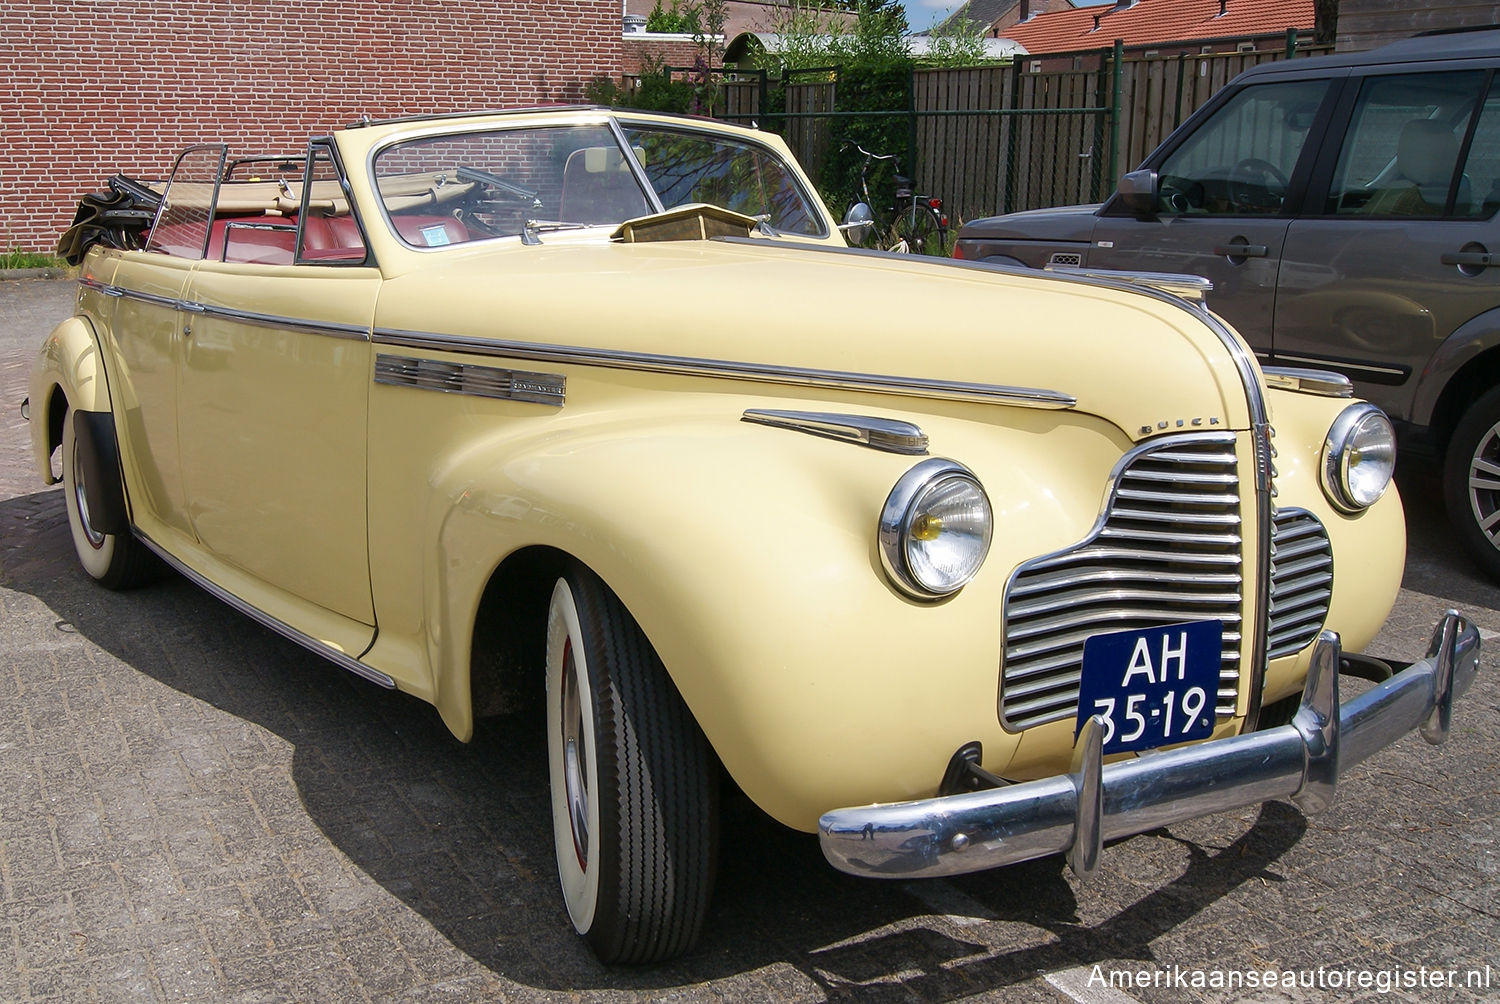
[1213, 243, 1268, 258]
[1441, 251, 1493, 267]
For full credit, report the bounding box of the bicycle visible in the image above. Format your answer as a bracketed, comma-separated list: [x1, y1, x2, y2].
[840, 142, 949, 256]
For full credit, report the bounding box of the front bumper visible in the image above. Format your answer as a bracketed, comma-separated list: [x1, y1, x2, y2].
[819, 612, 1479, 879]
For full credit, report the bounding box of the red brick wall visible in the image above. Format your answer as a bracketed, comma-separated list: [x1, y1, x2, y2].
[622, 37, 707, 78]
[0, 1, 621, 252]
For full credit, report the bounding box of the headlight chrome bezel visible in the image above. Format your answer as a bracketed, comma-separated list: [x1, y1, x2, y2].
[879, 458, 993, 599]
[1320, 402, 1396, 513]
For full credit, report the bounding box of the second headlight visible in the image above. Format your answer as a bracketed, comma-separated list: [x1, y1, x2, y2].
[1321, 402, 1396, 512]
[879, 459, 993, 598]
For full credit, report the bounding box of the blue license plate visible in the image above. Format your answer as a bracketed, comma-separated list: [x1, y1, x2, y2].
[1077, 621, 1222, 754]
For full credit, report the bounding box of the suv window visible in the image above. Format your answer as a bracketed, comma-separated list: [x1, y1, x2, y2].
[1156, 79, 1329, 217]
[1460, 85, 1500, 219]
[1327, 70, 1487, 217]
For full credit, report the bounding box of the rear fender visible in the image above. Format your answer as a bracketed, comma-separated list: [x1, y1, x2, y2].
[28, 315, 112, 484]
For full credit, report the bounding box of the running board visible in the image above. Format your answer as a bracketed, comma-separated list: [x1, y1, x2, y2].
[134, 530, 396, 690]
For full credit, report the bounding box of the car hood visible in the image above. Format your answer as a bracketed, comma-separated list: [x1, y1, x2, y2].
[959, 204, 1101, 241]
[374, 238, 1256, 438]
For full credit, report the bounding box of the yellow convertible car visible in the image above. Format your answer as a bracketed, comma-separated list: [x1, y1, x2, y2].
[27, 108, 1479, 964]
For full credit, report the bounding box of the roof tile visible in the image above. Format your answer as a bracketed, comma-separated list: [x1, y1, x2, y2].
[1002, 0, 1314, 55]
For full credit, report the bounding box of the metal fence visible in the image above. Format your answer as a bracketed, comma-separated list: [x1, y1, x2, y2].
[658, 35, 1332, 226]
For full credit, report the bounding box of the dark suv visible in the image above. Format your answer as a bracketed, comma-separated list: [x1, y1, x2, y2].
[955, 27, 1500, 579]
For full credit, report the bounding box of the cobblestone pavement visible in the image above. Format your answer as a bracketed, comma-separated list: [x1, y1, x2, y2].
[1, 277, 1497, 1003]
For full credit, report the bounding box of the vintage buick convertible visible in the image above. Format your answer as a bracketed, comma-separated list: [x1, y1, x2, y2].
[27, 108, 1479, 963]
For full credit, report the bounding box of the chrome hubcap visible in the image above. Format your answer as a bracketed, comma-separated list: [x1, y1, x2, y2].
[1468, 420, 1500, 551]
[559, 638, 590, 871]
[72, 443, 106, 549]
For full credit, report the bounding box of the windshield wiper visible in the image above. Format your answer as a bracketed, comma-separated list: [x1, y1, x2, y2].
[520, 219, 590, 245]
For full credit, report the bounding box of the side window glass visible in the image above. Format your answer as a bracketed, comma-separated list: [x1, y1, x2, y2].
[146, 144, 227, 258]
[297, 144, 368, 263]
[1458, 87, 1500, 220]
[1327, 70, 1485, 217]
[1156, 80, 1328, 217]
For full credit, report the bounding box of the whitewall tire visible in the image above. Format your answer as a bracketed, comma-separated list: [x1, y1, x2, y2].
[60, 410, 152, 590]
[544, 566, 718, 964]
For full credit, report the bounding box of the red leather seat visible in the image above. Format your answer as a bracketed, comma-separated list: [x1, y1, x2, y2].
[390, 214, 470, 247]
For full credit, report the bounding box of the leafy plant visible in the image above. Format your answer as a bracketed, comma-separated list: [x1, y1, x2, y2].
[923, 4, 991, 68]
[1, 248, 65, 270]
[587, 57, 696, 114]
[646, 0, 700, 34]
[762, 1, 914, 215]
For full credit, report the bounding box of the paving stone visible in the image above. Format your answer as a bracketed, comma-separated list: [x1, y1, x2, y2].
[4, 277, 1499, 1002]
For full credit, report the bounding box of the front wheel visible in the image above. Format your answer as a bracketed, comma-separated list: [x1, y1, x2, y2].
[545, 566, 719, 963]
[60, 409, 154, 589]
[1443, 385, 1500, 582]
[890, 204, 945, 256]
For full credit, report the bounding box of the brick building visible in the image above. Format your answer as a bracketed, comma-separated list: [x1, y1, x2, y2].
[0, 1, 620, 252]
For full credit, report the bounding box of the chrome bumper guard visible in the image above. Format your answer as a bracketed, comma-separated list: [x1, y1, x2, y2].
[819, 612, 1479, 879]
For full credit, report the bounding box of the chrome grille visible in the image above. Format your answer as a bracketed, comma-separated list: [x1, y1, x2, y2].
[1001, 433, 1244, 731]
[1266, 508, 1333, 659]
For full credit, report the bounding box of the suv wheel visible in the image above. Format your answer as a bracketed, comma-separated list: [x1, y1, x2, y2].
[1443, 385, 1500, 581]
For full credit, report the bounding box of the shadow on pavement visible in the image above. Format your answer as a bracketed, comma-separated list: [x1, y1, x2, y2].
[0, 489, 1307, 996]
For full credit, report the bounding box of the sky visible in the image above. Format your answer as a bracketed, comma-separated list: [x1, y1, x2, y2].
[905, 0, 1116, 34]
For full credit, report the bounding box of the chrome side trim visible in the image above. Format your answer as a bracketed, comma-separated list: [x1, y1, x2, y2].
[78, 279, 372, 341]
[91, 282, 180, 312]
[1261, 366, 1354, 398]
[1272, 352, 1407, 380]
[1042, 265, 1214, 303]
[374, 353, 566, 406]
[195, 303, 370, 340]
[372, 328, 1077, 410]
[820, 612, 1479, 879]
[741, 409, 928, 454]
[133, 530, 396, 690]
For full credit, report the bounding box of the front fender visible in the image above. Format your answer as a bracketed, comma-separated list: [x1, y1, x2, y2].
[423, 405, 1081, 830]
[28, 314, 112, 484]
[1259, 386, 1405, 706]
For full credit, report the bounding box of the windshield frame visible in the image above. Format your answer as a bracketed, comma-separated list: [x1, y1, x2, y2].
[364, 112, 830, 251]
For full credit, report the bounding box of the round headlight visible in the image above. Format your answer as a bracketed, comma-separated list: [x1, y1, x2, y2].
[879, 459, 993, 598]
[1320, 403, 1396, 512]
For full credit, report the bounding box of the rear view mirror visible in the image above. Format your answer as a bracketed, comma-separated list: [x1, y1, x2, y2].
[1116, 170, 1159, 216]
[840, 202, 874, 245]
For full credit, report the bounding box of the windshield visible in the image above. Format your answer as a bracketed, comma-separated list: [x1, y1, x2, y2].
[371, 120, 824, 248]
[620, 125, 823, 236]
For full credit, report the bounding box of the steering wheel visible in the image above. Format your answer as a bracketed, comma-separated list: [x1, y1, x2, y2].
[1228, 158, 1289, 212]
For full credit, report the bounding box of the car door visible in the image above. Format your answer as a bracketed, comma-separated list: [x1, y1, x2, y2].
[1088, 77, 1338, 350]
[1272, 68, 1500, 421]
[107, 145, 226, 542]
[176, 141, 381, 643]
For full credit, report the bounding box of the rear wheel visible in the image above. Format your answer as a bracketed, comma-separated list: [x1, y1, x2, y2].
[61, 409, 154, 589]
[1444, 386, 1500, 582]
[890, 204, 944, 255]
[545, 566, 718, 963]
